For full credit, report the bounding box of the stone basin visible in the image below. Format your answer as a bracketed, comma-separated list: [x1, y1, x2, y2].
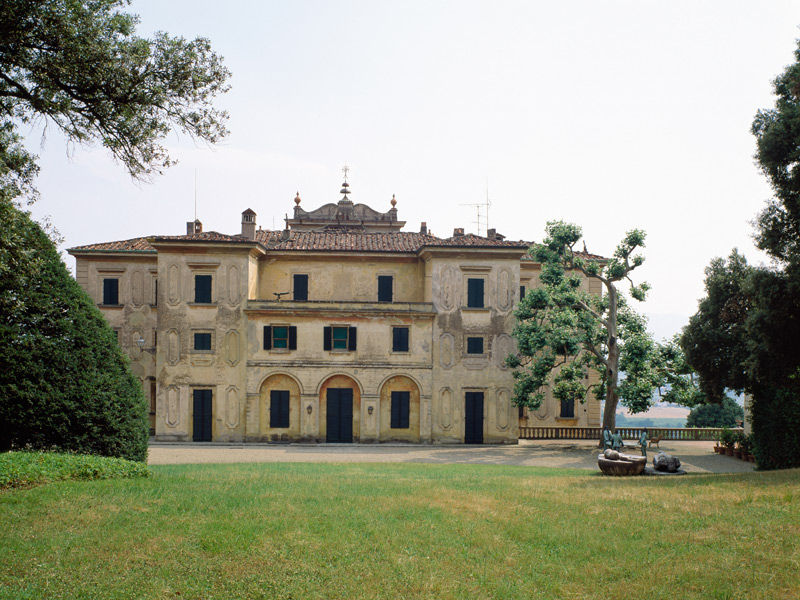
[597, 453, 647, 476]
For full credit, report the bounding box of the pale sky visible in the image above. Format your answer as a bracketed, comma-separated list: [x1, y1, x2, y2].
[23, 0, 800, 341]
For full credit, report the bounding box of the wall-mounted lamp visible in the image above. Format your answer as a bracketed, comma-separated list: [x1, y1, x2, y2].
[307, 405, 313, 415]
[136, 337, 155, 354]
[367, 406, 374, 415]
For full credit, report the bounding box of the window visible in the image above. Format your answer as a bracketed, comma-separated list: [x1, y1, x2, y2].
[378, 275, 393, 302]
[519, 285, 526, 301]
[392, 327, 409, 352]
[293, 274, 308, 301]
[263, 325, 297, 350]
[324, 326, 357, 351]
[194, 274, 212, 303]
[467, 337, 484, 354]
[153, 280, 158, 306]
[560, 397, 575, 418]
[390, 391, 410, 429]
[467, 278, 484, 308]
[103, 278, 119, 305]
[194, 332, 212, 351]
[270, 390, 290, 428]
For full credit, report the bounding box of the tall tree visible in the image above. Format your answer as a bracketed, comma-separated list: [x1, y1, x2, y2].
[0, 201, 148, 461]
[507, 221, 661, 430]
[1, 0, 231, 199]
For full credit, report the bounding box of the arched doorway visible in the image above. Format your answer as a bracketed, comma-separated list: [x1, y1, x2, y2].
[379, 375, 421, 442]
[259, 373, 301, 442]
[319, 375, 361, 443]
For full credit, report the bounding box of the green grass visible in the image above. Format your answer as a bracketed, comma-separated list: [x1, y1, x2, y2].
[0, 451, 150, 489]
[1, 462, 798, 599]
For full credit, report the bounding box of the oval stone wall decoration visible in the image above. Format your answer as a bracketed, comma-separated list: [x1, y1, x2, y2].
[493, 334, 513, 369]
[166, 386, 179, 427]
[440, 333, 454, 369]
[227, 265, 240, 306]
[496, 268, 512, 311]
[497, 388, 510, 430]
[438, 267, 456, 311]
[226, 387, 239, 429]
[440, 387, 453, 430]
[131, 270, 143, 306]
[167, 329, 180, 365]
[225, 330, 240, 366]
[168, 264, 180, 305]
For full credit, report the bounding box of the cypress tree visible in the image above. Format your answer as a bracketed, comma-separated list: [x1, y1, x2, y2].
[0, 201, 148, 462]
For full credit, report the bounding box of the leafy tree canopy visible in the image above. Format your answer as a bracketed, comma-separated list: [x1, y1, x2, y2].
[507, 221, 664, 430]
[1, 0, 231, 201]
[685, 397, 743, 429]
[752, 39, 800, 265]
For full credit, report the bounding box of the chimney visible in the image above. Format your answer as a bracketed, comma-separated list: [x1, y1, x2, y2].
[453, 227, 464, 237]
[241, 208, 256, 240]
[186, 220, 202, 235]
[487, 228, 496, 240]
[420, 222, 427, 235]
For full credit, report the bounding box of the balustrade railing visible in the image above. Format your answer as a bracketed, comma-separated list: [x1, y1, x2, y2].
[517, 426, 743, 442]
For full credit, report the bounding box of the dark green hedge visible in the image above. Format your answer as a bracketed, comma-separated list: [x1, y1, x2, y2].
[0, 201, 148, 462]
[751, 376, 800, 471]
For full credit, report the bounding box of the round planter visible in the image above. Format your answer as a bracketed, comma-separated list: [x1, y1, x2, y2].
[725, 447, 734, 456]
[598, 454, 647, 476]
[734, 449, 743, 459]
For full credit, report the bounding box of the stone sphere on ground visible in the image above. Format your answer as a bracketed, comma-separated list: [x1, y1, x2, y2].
[653, 451, 681, 473]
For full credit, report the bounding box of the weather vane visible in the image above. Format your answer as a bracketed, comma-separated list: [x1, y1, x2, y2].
[342, 164, 350, 183]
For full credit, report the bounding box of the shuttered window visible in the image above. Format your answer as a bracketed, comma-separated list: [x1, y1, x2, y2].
[467, 337, 484, 354]
[102, 278, 119, 305]
[378, 275, 393, 302]
[263, 325, 297, 350]
[324, 326, 357, 351]
[391, 391, 410, 429]
[293, 274, 308, 301]
[392, 327, 409, 352]
[194, 332, 212, 351]
[467, 278, 484, 308]
[194, 275, 212, 303]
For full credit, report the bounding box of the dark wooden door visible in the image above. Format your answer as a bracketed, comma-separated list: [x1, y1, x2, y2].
[464, 392, 484, 444]
[327, 388, 353, 443]
[192, 389, 213, 442]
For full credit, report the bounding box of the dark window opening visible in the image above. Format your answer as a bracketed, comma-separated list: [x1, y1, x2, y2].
[194, 275, 212, 303]
[391, 391, 410, 429]
[194, 332, 212, 351]
[392, 327, 409, 352]
[103, 278, 119, 305]
[467, 278, 484, 308]
[263, 325, 297, 350]
[324, 326, 357, 351]
[560, 397, 575, 418]
[378, 275, 393, 302]
[467, 337, 484, 354]
[270, 390, 290, 428]
[293, 274, 308, 301]
[519, 285, 526, 301]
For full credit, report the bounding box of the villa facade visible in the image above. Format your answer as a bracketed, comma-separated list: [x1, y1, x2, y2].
[68, 181, 602, 443]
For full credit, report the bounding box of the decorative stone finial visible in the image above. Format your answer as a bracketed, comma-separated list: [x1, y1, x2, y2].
[294, 192, 301, 205]
[390, 194, 397, 208]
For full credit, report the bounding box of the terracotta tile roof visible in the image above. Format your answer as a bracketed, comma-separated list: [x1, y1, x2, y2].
[70, 229, 533, 255]
[70, 237, 156, 252]
[256, 230, 530, 252]
[150, 231, 252, 244]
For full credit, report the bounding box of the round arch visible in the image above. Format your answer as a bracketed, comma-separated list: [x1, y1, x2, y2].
[259, 373, 302, 441]
[379, 375, 421, 442]
[319, 374, 362, 442]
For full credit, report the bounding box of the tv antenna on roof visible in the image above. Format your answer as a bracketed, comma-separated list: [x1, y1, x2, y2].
[459, 177, 492, 236]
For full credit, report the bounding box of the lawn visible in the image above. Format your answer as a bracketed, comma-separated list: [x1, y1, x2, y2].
[1, 461, 798, 599]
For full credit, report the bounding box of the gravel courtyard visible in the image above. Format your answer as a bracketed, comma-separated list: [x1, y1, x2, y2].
[149, 439, 755, 474]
